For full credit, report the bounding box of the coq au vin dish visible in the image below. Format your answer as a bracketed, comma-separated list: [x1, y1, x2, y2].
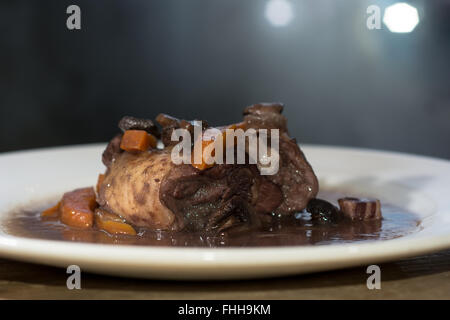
[4, 103, 420, 247]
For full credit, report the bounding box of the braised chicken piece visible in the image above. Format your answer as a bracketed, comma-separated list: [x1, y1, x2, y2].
[96, 103, 319, 232]
[98, 150, 177, 230]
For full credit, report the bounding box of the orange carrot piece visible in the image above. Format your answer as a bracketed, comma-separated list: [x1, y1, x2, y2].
[97, 220, 137, 236]
[94, 209, 136, 235]
[96, 173, 105, 194]
[191, 124, 246, 171]
[223, 123, 239, 149]
[192, 139, 216, 170]
[60, 187, 97, 229]
[227, 121, 246, 131]
[120, 130, 156, 152]
[41, 201, 61, 218]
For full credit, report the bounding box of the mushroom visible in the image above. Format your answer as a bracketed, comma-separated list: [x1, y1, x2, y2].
[338, 197, 382, 221]
[118, 116, 160, 137]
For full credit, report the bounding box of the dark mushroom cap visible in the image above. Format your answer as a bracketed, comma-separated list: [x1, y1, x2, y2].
[118, 116, 160, 137]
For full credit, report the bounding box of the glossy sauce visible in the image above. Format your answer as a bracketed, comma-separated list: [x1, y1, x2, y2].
[1, 191, 422, 247]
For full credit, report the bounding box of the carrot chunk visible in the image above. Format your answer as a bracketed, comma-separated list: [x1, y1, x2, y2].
[192, 139, 216, 171]
[120, 130, 156, 152]
[227, 121, 246, 131]
[94, 209, 136, 235]
[223, 122, 246, 148]
[191, 124, 246, 171]
[41, 201, 61, 218]
[60, 187, 97, 229]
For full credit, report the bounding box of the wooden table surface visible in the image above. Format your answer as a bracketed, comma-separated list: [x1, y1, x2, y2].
[0, 250, 449, 299]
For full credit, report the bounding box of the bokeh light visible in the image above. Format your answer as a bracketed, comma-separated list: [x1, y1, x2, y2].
[383, 2, 420, 33]
[265, 0, 294, 27]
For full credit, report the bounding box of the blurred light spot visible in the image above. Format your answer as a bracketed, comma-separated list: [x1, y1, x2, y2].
[383, 3, 419, 33]
[265, 0, 293, 27]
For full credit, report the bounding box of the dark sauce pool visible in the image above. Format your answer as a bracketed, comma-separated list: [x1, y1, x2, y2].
[1, 191, 422, 247]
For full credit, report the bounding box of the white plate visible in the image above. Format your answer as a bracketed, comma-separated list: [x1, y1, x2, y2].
[0, 144, 449, 280]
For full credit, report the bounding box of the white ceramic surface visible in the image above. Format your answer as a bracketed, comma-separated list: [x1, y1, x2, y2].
[0, 144, 449, 280]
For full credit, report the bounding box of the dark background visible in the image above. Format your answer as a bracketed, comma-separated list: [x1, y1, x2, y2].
[1, 0, 449, 158]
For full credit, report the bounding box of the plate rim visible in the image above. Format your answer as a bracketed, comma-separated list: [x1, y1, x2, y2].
[1, 143, 449, 279]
